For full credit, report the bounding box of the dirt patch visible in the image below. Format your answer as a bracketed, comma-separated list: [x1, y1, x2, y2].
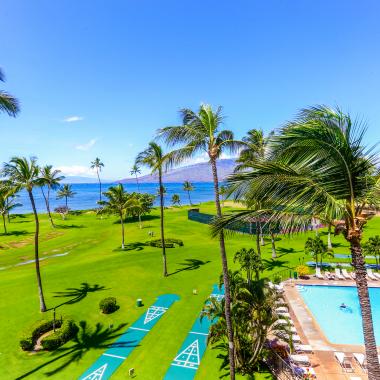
[34, 330, 54, 352]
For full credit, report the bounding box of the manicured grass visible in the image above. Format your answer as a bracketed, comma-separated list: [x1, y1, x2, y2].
[0, 202, 378, 379]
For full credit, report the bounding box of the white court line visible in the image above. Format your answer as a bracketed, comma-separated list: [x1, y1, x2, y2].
[190, 331, 208, 336]
[129, 326, 150, 332]
[171, 363, 198, 370]
[103, 353, 126, 360]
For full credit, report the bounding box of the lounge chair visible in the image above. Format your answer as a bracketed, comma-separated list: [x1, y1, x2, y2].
[294, 344, 313, 353]
[315, 266, 324, 280]
[342, 269, 353, 280]
[275, 318, 294, 326]
[335, 352, 354, 372]
[277, 312, 291, 318]
[335, 268, 344, 280]
[275, 306, 288, 313]
[290, 354, 311, 366]
[373, 271, 380, 280]
[353, 353, 367, 372]
[325, 271, 335, 280]
[366, 268, 378, 281]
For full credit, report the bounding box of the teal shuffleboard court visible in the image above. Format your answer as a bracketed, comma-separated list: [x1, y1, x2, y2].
[79, 294, 179, 380]
[164, 284, 224, 380]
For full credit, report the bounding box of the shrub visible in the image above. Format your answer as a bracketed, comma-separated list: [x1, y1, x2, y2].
[147, 238, 184, 248]
[99, 297, 119, 314]
[296, 265, 310, 278]
[273, 274, 282, 284]
[41, 319, 78, 351]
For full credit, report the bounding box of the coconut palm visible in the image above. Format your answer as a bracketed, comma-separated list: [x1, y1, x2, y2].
[233, 248, 262, 283]
[130, 164, 141, 192]
[0, 68, 19, 116]
[136, 142, 169, 277]
[158, 104, 244, 378]
[98, 184, 129, 249]
[222, 106, 380, 378]
[183, 180, 194, 205]
[171, 194, 181, 207]
[363, 236, 380, 272]
[39, 165, 64, 227]
[2, 157, 47, 311]
[125, 192, 152, 229]
[304, 235, 331, 268]
[57, 184, 76, 209]
[0, 185, 21, 233]
[90, 158, 104, 202]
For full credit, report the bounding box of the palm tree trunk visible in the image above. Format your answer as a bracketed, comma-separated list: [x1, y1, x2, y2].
[350, 235, 380, 379]
[135, 175, 140, 192]
[65, 196, 68, 209]
[159, 170, 168, 277]
[28, 189, 47, 312]
[41, 187, 55, 228]
[138, 213, 142, 229]
[255, 221, 261, 259]
[120, 213, 125, 249]
[210, 158, 235, 380]
[258, 221, 265, 246]
[271, 232, 277, 258]
[187, 190, 192, 205]
[6, 198, 10, 223]
[97, 169, 102, 202]
[327, 223, 332, 250]
[2, 214, 6, 234]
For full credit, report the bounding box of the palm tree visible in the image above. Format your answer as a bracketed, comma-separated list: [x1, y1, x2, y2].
[233, 248, 262, 283]
[90, 158, 104, 202]
[363, 236, 380, 272]
[2, 157, 47, 311]
[305, 235, 330, 268]
[39, 165, 64, 227]
[223, 106, 380, 378]
[0, 68, 19, 116]
[158, 104, 243, 378]
[98, 184, 128, 249]
[130, 164, 141, 192]
[57, 184, 76, 209]
[136, 142, 169, 277]
[171, 194, 181, 207]
[183, 180, 194, 205]
[125, 193, 145, 229]
[0, 185, 21, 233]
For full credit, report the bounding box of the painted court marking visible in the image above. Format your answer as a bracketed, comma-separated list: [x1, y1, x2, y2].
[78, 294, 179, 380]
[164, 285, 225, 380]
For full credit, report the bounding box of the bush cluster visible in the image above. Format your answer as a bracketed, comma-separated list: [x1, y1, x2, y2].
[147, 238, 184, 248]
[296, 265, 310, 278]
[99, 297, 119, 314]
[41, 319, 78, 351]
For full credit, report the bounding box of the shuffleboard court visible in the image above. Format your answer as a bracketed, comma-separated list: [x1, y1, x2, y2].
[79, 294, 179, 380]
[164, 284, 224, 380]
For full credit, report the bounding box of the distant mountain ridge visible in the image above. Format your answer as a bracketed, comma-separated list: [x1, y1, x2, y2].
[120, 158, 236, 183]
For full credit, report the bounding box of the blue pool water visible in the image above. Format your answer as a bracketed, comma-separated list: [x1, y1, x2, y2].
[298, 285, 380, 345]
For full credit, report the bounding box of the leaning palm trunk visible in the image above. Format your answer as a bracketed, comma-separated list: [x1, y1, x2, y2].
[255, 220, 261, 260]
[159, 170, 168, 277]
[258, 221, 264, 246]
[120, 213, 125, 249]
[270, 232, 277, 258]
[210, 158, 235, 379]
[2, 214, 6, 234]
[350, 235, 380, 380]
[28, 189, 47, 312]
[41, 187, 55, 227]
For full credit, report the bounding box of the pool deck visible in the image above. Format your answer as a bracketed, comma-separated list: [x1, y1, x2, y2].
[283, 278, 380, 380]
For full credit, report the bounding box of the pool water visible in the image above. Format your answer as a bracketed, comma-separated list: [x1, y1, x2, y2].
[297, 285, 380, 345]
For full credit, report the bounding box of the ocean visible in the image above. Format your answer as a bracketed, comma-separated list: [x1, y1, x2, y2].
[13, 182, 216, 214]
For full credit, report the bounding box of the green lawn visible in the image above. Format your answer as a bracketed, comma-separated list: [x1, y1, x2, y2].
[0, 202, 378, 379]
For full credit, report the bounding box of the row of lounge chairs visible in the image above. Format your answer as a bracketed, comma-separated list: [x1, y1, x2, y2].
[334, 351, 375, 375]
[315, 267, 380, 281]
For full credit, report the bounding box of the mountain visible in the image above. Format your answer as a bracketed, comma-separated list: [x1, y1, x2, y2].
[120, 159, 236, 183]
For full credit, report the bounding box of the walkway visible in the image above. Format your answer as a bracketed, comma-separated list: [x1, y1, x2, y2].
[164, 284, 224, 380]
[79, 294, 179, 380]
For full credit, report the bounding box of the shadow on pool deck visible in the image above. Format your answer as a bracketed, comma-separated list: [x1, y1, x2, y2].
[15, 321, 131, 379]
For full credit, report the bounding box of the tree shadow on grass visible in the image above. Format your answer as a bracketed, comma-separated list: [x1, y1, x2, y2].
[0, 230, 29, 237]
[49, 283, 107, 310]
[262, 259, 291, 272]
[54, 224, 86, 229]
[276, 247, 297, 255]
[15, 321, 132, 379]
[169, 258, 211, 276]
[113, 242, 147, 252]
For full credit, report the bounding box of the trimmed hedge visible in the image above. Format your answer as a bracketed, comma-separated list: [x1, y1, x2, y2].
[147, 238, 184, 248]
[99, 297, 119, 314]
[41, 319, 78, 351]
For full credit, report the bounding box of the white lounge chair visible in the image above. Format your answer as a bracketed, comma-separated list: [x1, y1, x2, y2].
[372, 270, 380, 280]
[353, 353, 367, 372]
[275, 318, 294, 326]
[342, 269, 353, 280]
[290, 354, 311, 366]
[325, 271, 335, 280]
[277, 312, 291, 318]
[335, 268, 344, 280]
[366, 268, 378, 281]
[335, 352, 354, 372]
[275, 306, 288, 313]
[315, 266, 324, 279]
[294, 344, 313, 353]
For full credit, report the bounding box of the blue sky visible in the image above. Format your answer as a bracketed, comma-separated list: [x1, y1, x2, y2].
[1, 0, 380, 180]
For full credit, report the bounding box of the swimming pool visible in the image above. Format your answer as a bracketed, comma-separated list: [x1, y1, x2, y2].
[297, 285, 380, 345]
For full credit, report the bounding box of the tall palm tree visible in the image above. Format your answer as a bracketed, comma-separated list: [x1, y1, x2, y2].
[304, 235, 330, 268]
[183, 180, 194, 205]
[171, 194, 181, 207]
[57, 184, 76, 209]
[98, 184, 128, 249]
[39, 165, 64, 227]
[136, 142, 169, 277]
[2, 157, 47, 311]
[223, 106, 380, 378]
[90, 158, 104, 202]
[158, 104, 243, 378]
[0, 68, 19, 116]
[130, 164, 141, 192]
[0, 185, 21, 233]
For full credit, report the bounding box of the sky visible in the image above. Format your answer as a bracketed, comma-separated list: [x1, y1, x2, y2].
[1, 0, 380, 180]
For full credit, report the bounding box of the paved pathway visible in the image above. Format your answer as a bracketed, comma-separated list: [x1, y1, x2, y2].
[79, 294, 179, 380]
